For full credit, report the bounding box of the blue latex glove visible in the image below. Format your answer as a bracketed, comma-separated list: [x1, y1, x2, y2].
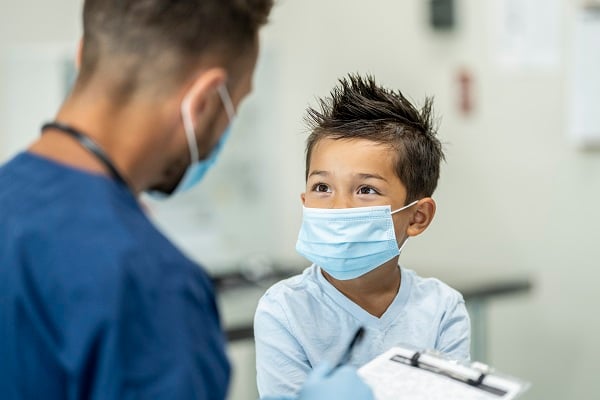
[297, 362, 374, 400]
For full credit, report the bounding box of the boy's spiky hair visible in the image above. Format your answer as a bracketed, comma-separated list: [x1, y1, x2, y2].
[305, 73, 444, 202]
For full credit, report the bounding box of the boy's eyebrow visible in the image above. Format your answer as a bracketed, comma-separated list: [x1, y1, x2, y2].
[308, 170, 329, 178]
[356, 173, 388, 182]
[308, 171, 389, 182]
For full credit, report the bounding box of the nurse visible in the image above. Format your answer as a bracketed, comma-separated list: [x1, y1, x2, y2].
[0, 1, 372, 399]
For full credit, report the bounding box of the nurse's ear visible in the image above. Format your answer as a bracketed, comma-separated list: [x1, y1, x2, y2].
[406, 198, 436, 237]
[301, 192, 306, 205]
[182, 68, 227, 138]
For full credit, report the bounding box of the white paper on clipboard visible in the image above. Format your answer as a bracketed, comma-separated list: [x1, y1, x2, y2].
[358, 347, 529, 400]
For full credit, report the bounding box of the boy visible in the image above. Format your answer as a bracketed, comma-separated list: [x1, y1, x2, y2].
[254, 74, 471, 399]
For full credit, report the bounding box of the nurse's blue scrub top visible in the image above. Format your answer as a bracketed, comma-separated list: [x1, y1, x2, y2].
[0, 153, 230, 399]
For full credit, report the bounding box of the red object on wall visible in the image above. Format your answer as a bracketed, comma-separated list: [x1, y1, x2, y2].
[457, 68, 473, 116]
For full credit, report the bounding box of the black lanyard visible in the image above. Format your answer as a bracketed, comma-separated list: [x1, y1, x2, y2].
[41, 121, 130, 189]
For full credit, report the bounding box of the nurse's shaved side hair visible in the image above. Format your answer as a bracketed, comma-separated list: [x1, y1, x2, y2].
[304, 73, 444, 204]
[77, 0, 273, 100]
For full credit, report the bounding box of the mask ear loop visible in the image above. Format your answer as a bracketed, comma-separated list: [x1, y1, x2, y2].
[181, 93, 199, 166]
[217, 84, 236, 121]
[181, 84, 235, 168]
[391, 199, 419, 251]
[390, 199, 419, 215]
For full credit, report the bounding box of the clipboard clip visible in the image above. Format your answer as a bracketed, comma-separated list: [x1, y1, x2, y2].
[392, 350, 497, 392]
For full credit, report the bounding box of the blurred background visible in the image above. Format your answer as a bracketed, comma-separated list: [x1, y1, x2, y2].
[1, 0, 599, 399]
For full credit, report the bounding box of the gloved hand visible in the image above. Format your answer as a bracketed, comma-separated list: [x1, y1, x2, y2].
[297, 362, 374, 400]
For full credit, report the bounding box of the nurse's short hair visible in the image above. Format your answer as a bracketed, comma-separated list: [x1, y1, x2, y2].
[304, 74, 444, 203]
[78, 0, 273, 98]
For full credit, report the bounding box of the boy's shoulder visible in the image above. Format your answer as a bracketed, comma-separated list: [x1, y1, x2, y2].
[264, 263, 320, 291]
[259, 264, 322, 304]
[403, 267, 465, 304]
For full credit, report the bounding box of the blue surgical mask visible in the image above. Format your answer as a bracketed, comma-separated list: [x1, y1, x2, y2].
[176, 125, 232, 192]
[150, 84, 236, 198]
[177, 84, 236, 192]
[295, 201, 418, 280]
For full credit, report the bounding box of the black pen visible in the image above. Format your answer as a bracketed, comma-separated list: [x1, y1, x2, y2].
[332, 326, 365, 371]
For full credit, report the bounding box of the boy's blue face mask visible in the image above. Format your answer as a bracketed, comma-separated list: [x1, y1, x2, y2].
[295, 201, 418, 280]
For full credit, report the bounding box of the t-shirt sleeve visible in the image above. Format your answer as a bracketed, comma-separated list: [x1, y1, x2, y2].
[254, 292, 311, 399]
[436, 291, 471, 362]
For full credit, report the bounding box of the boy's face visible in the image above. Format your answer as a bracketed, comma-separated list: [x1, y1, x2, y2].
[302, 137, 413, 245]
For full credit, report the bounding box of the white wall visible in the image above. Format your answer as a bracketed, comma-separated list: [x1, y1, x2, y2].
[0, 0, 80, 48]
[2, 1, 599, 399]
[0, 0, 81, 158]
[258, 0, 600, 399]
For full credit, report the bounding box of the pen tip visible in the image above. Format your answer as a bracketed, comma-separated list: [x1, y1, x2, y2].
[356, 326, 365, 339]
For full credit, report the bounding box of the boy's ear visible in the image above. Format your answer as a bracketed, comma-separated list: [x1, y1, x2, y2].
[300, 192, 306, 205]
[406, 198, 436, 237]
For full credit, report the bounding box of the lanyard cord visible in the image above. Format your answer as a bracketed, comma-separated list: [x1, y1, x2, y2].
[41, 121, 130, 189]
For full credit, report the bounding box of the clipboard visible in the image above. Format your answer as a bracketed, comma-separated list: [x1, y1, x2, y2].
[358, 346, 529, 400]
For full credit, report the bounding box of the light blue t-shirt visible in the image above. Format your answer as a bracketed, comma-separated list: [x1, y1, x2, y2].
[254, 264, 470, 399]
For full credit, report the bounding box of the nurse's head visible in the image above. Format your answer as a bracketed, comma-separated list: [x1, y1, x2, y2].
[301, 73, 444, 247]
[71, 0, 273, 194]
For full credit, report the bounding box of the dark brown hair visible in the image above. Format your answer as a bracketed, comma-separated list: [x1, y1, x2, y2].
[305, 74, 444, 203]
[78, 0, 273, 96]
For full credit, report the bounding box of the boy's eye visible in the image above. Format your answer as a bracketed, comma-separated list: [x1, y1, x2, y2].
[313, 183, 331, 193]
[358, 186, 379, 195]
